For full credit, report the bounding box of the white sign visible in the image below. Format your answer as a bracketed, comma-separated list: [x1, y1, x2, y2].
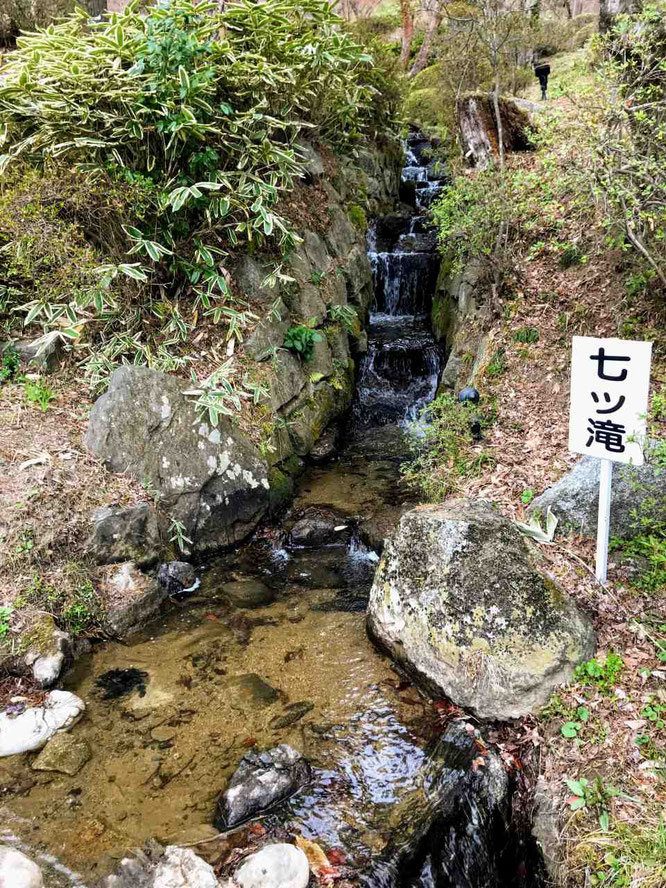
[569, 336, 652, 467]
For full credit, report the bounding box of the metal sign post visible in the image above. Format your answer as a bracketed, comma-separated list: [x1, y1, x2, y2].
[568, 336, 652, 584]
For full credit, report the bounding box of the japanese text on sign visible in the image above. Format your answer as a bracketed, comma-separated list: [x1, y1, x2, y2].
[569, 336, 652, 466]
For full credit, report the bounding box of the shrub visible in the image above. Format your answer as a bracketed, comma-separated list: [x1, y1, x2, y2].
[401, 393, 492, 501]
[0, 0, 398, 394]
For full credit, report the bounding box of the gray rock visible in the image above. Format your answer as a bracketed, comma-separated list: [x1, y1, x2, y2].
[268, 352, 306, 411]
[287, 506, 353, 548]
[234, 844, 309, 888]
[0, 691, 85, 757]
[308, 426, 339, 464]
[532, 776, 561, 881]
[87, 503, 162, 568]
[0, 846, 44, 888]
[324, 205, 358, 258]
[233, 255, 275, 306]
[103, 844, 217, 888]
[308, 337, 334, 380]
[222, 579, 275, 609]
[529, 452, 666, 539]
[7, 332, 64, 372]
[157, 561, 198, 595]
[245, 299, 290, 361]
[215, 744, 312, 829]
[302, 230, 331, 274]
[85, 367, 270, 553]
[100, 562, 168, 637]
[31, 732, 91, 776]
[296, 140, 324, 180]
[367, 501, 596, 721]
[285, 283, 326, 325]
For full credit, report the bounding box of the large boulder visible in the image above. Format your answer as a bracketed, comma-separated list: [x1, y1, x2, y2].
[0, 691, 85, 757]
[215, 745, 312, 829]
[367, 501, 596, 720]
[85, 367, 270, 553]
[529, 454, 666, 539]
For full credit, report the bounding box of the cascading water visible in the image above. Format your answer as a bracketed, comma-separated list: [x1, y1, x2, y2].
[357, 131, 445, 429]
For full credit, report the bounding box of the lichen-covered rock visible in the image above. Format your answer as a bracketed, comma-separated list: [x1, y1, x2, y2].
[529, 452, 666, 540]
[457, 94, 533, 170]
[87, 503, 162, 568]
[215, 745, 312, 829]
[85, 366, 270, 553]
[99, 561, 167, 637]
[0, 691, 85, 757]
[367, 501, 596, 720]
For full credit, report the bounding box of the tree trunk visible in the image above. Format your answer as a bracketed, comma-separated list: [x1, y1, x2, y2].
[400, 0, 413, 70]
[409, 3, 443, 78]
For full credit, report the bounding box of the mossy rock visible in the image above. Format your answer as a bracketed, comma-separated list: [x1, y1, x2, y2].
[367, 500, 596, 720]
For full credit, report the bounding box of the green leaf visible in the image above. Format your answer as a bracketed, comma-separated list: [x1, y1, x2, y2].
[566, 778, 588, 795]
[577, 707, 590, 723]
[570, 797, 586, 811]
[599, 810, 610, 831]
[178, 65, 190, 93]
[118, 264, 148, 281]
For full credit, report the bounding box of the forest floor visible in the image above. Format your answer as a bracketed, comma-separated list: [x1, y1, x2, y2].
[455, 48, 666, 888]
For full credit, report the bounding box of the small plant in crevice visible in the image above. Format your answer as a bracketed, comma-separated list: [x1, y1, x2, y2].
[327, 303, 359, 334]
[347, 203, 368, 232]
[485, 347, 507, 379]
[283, 325, 323, 361]
[169, 518, 193, 554]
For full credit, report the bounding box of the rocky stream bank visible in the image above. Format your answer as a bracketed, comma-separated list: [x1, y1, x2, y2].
[0, 125, 641, 888]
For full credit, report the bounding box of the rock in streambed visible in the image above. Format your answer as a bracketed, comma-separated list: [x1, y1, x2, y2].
[215, 745, 312, 829]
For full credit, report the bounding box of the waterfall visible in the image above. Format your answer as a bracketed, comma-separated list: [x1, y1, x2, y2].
[355, 132, 446, 428]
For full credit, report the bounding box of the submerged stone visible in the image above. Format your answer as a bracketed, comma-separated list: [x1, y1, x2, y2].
[226, 674, 279, 711]
[32, 732, 91, 776]
[222, 579, 275, 609]
[269, 701, 314, 730]
[103, 844, 217, 888]
[215, 745, 312, 829]
[287, 505, 353, 548]
[367, 500, 596, 720]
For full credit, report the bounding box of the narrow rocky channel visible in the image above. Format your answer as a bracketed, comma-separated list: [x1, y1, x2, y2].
[1, 134, 545, 887]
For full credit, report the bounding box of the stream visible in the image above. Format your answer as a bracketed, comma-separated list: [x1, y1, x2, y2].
[0, 134, 541, 887]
